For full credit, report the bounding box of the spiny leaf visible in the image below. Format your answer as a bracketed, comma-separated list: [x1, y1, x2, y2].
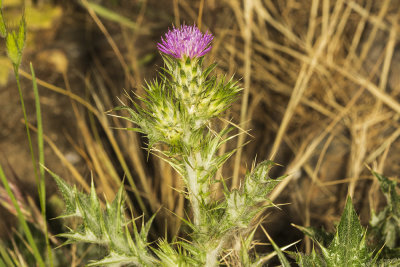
[44, 166, 79, 216]
[103, 186, 130, 255]
[239, 228, 257, 265]
[335, 197, 363, 245]
[372, 171, 400, 211]
[51, 171, 158, 265]
[57, 229, 104, 245]
[80, 179, 102, 237]
[369, 171, 400, 250]
[377, 258, 400, 266]
[319, 197, 372, 266]
[153, 240, 198, 267]
[296, 247, 324, 267]
[86, 251, 140, 267]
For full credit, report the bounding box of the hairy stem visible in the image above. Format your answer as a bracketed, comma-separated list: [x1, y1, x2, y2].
[185, 154, 201, 226]
[205, 237, 225, 267]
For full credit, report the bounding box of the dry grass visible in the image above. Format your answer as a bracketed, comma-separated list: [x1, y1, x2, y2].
[209, 0, 400, 252]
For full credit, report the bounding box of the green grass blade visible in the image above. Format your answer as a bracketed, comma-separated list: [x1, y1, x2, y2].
[0, 8, 6, 38]
[0, 164, 45, 266]
[14, 69, 40, 200]
[13, 68, 46, 265]
[0, 242, 15, 267]
[262, 226, 291, 267]
[31, 62, 45, 214]
[85, 2, 137, 29]
[31, 63, 53, 266]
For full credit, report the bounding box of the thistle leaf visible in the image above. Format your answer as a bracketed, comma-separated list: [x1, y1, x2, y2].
[373, 171, 400, 210]
[45, 166, 79, 217]
[243, 160, 285, 204]
[370, 171, 400, 250]
[302, 197, 374, 266]
[49, 168, 157, 265]
[376, 258, 400, 266]
[327, 197, 369, 264]
[153, 240, 198, 267]
[86, 251, 141, 267]
[239, 228, 257, 265]
[296, 248, 324, 267]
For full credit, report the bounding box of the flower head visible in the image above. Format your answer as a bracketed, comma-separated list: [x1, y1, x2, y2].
[157, 24, 213, 59]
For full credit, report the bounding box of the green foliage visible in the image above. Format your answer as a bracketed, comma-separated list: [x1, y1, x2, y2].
[238, 228, 257, 266]
[84, 1, 137, 29]
[0, 6, 51, 265]
[295, 248, 324, 267]
[296, 197, 375, 267]
[223, 161, 284, 230]
[370, 172, 400, 251]
[50, 35, 286, 264]
[118, 56, 240, 153]
[1, 1, 26, 69]
[5, 16, 26, 69]
[0, 164, 45, 266]
[376, 258, 400, 266]
[191, 161, 284, 243]
[117, 54, 247, 252]
[264, 228, 291, 267]
[0, 9, 6, 38]
[293, 225, 334, 248]
[153, 240, 200, 267]
[49, 160, 284, 266]
[46, 168, 157, 266]
[0, 241, 16, 267]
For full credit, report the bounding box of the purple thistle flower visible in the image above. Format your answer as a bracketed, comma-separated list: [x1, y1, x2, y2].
[157, 24, 213, 59]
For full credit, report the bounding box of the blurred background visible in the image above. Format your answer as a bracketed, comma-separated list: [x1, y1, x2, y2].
[1, 0, 400, 264]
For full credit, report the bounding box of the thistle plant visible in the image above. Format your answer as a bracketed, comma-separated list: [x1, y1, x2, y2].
[369, 172, 400, 257]
[52, 24, 286, 266]
[293, 170, 400, 266]
[294, 197, 376, 267]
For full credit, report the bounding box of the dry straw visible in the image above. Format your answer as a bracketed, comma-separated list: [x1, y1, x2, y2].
[211, 0, 400, 253]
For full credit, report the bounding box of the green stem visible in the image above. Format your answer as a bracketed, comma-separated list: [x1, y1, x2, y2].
[0, 164, 45, 266]
[14, 67, 40, 193]
[31, 63, 53, 266]
[0, 241, 15, 267]
[184, 156, 201, 226]
[205, 239, 224, 267]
